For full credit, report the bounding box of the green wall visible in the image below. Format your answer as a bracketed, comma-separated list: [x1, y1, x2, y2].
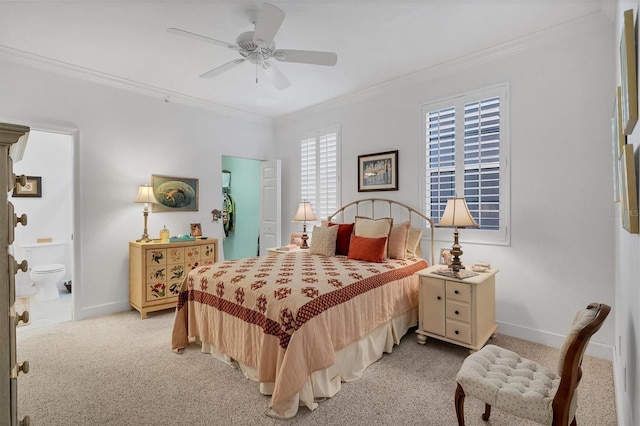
[221, 156, 260, 260]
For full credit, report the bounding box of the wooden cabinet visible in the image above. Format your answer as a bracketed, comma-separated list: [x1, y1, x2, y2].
[129, 239, 218, 319]
[415, 265, 498, 351]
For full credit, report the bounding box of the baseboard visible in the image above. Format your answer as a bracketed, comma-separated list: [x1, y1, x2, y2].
[612, 355, 630, 426]
[497, 320, 613, 361]
[74, 300, 131, 321]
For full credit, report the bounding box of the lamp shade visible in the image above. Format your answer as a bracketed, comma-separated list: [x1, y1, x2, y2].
[437, 197, 479, 228]
[134, 184, 157, 204]
[292, 201, 316, 222]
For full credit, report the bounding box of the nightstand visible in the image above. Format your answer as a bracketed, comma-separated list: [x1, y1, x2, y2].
[415, 265, 498, 351]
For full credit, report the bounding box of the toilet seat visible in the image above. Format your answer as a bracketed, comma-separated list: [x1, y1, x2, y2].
[31, 263, 65, 274]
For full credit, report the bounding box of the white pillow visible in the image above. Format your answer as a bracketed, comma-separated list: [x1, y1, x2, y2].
[406, 226, 423, 257]
[354, 216, 393, 257]
[309, 225, 338, 256]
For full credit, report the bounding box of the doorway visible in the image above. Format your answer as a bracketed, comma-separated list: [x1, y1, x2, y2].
[13, 130, 74, 330]
[221, 156, 261, 260]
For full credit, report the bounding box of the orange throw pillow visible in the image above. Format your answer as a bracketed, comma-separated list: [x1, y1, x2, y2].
[347, 234, 387, 263]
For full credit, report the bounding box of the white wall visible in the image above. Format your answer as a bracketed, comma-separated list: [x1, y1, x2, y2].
[276, 15, 615, 359]
[0, 60, 275, 319]
[613, 2, 640, 425]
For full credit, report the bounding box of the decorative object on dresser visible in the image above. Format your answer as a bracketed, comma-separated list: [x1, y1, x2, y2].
[454, 302, 610, 426]
[129, 238, 217, 319]
[415, 265, 497, 351]
[0, 122, 32, 425]
[291, 200, 316, 249]
[436, 197, 478, 273]
[357, 150, 398, 192]
[134, 184, 158, 242]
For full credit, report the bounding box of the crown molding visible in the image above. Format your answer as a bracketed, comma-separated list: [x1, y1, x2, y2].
[0, 45, 271, 125]
[277, 11, 612, 123]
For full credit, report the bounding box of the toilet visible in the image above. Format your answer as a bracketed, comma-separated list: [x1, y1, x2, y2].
[22, 242, 67, 301]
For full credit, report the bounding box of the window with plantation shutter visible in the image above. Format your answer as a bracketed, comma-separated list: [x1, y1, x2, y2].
[422, 84, 510, 245]
[300, 127, 341, 222]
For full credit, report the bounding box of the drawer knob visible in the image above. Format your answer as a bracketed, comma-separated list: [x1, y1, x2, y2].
[14, 213, 27, 227]
[19, 416, 30, 426]
[455, 310, 460, 315]
[15, 174, 27, 187]
[436, 296, 442, 300]
[17, 310, 29, 325]
[455, 330, 460, 335]
[14, 259, 28, 273]
[454, 290, 460, 294]
[18, 360, 29, 375]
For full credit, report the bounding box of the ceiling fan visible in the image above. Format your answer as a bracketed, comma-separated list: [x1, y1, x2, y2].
[167, 3, 338, 90]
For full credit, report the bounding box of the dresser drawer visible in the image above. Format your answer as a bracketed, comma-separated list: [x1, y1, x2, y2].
[446, 319, 471, 344]
[446, 299, 470, 323]
[446, 281, 470, 303]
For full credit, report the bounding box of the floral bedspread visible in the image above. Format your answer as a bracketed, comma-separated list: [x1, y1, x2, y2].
[172, 251, 428, 410]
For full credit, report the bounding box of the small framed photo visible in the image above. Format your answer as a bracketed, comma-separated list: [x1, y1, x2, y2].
[190, 223, 202, 237]
[358, 150, 398, 192]
[290, 233, 303, 247]
[440, 248, 452, 266]
[13, 176, 42, 198]
[151, 175, 199, 212]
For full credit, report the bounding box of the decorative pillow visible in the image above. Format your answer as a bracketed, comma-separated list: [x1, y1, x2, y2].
[327, 222, 355, 256]
[347, 235, 387, 263]
[354, 216, 393, 256]
[406, 226, 423, 257]
[309, 225, 338, 256]
[388, 221, 410, 259]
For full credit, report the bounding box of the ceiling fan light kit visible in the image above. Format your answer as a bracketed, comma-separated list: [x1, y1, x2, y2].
[168, 2, 337, 90]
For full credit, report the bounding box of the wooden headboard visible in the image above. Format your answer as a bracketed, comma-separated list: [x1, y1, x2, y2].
[326, 198, 435, 266]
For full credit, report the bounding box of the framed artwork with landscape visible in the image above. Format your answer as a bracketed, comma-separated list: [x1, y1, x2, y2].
[357, 150, 398, 192]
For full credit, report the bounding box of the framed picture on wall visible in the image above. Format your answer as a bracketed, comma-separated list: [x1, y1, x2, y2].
[12, 176, 42, 198]
[357, 150, 398, 192]
[151, 175, 199, 212]
[612, 86, 624, 202]
[620, 9, 638, 135]
[619, 144, 639, 234]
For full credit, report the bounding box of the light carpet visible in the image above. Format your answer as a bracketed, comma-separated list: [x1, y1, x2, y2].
[16, 310, 617, 425]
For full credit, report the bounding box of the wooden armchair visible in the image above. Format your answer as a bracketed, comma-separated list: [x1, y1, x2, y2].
[454, 302, 610, 426]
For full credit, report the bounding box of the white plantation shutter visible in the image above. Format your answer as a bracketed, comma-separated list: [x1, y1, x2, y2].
[422, 84, 509, 244]
[300, 127, 340, 222]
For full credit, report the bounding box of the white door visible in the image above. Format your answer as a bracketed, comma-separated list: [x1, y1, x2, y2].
[259, 160, 281, 255]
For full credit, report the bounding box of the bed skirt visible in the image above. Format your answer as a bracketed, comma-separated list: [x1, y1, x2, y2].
[198, 307, 417, 419]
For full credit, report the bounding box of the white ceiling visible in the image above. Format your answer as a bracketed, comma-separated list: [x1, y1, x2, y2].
[0, 1, 609, 119]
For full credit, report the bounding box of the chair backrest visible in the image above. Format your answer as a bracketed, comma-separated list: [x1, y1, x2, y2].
[552, 302, 611, 425]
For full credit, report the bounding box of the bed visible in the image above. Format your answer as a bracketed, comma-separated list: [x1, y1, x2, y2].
[171, 198, 435, 419]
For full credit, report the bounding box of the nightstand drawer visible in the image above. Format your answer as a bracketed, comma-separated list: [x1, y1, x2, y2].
[446, 281, 470, 303]
[446, 319, 471, 344]
[447, 300, 470, 323]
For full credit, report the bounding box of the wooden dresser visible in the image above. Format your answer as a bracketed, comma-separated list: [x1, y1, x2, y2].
[129, 238, 218, 319]
[415, 265, 498, 351]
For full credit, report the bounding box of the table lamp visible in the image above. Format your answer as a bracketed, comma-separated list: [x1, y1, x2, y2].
[292, 201, 316, 249]
[134, 184, 158, 242]
[437, 197, 478, 272]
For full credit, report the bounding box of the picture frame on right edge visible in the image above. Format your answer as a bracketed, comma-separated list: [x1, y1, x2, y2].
[619, 144, 639, 234]
[620, 9, 638, 135]
[612, 86, 625, 202]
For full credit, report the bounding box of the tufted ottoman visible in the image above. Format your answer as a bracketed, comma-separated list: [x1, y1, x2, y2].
[453, 303, 610, 426]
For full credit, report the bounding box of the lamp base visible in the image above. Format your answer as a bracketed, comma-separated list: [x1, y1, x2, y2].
[300, 225, 310, 249]
[137, 208, 152, 243]
[450, 228, 464, 272]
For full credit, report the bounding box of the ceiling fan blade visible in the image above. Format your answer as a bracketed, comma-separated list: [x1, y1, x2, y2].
[253, 3, 285, 47]
[167, 28, 239, 50]
[262, 61, 291, 90]
[200, 59, 245, 78]
[274, 49, 337, 66]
